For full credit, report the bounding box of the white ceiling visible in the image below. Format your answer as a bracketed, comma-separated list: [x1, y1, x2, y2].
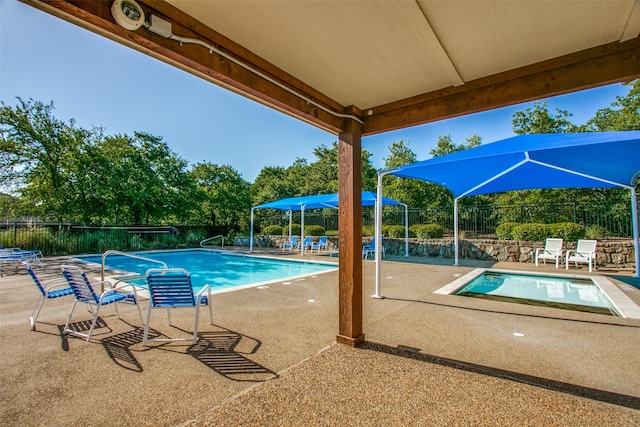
[167, 0, 640, 110]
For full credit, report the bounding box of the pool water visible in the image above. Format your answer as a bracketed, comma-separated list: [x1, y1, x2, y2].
[76, 250, 337, 293]
[454, 272, 622, 316]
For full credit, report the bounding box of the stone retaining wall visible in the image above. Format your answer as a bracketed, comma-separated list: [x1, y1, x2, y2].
[238, 236, 636, 268]
[384, 238, 637, 268]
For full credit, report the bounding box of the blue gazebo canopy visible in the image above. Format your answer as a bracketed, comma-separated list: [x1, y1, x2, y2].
[387, 131, 640, 198]
[250, 192, 407, 255]
[381, 131, 640, 277]
[254, 191, 403, 210]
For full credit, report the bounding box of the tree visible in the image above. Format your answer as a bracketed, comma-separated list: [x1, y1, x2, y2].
[429, 133, 482, 157]
[512, 101, 578, 135]
[298, 141, 377, 194]
[189, 162, 251, 230]
[76, 132, 194, 224]
[381, 140, 452, 209]
[0, 98, 96, 220]
[586, 80, 640, 131]
[251, 166, 297, 206]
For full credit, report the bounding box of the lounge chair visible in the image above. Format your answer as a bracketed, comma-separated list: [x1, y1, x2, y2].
[534, 238, 563, 268]
[143, 268, 212, 345]
[362, 236, 385, 260]
[299, 236, 313, 252]
[0, 248, 44, 275]
[566, 239, 598, 272]
[61, 265, 142, 341]
[25, 261, 73, 331]
[282, 236, 299, 252]
[311, 236, 328, 253]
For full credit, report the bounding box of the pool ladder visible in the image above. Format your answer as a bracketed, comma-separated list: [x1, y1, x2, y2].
[100, 250, 169, 282]
[200, 235, 224, 248]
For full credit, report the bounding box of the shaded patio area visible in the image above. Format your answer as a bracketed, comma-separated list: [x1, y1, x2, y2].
[1, 250, 639, 425]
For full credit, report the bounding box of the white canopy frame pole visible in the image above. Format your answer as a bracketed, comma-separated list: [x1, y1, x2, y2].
[403, 203, 409, 257]
[300, 205, 306, 256]
[454, 197, 460, 266]
[249, 207, 256, 253]
[288, 209, 293, 240]
[631, 187, 640, 278]
[374, 171, 393, 298]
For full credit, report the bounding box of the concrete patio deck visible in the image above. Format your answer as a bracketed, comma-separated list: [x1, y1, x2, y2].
[1, 249, 639, 426]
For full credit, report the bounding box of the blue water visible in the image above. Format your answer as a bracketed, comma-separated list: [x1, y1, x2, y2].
[455, 272, 621, 316]
[76, 250, 337, 293]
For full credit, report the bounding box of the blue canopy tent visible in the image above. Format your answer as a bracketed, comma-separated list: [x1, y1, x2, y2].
[375, 132, 640, 292]
[250, 191, 408, 256]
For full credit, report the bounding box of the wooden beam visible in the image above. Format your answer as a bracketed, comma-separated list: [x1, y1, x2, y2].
[336, 116, 364, 347]
[363, 37, 640, 135]
[24, 0, 349, 133]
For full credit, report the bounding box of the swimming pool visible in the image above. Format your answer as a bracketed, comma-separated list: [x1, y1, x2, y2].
[76, 249, 337, 293]
[435, 269, 640, 318]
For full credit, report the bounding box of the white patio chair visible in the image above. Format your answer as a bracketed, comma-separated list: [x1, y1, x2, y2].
[566, 239, 598, 272]
[534, 238, 563, 268]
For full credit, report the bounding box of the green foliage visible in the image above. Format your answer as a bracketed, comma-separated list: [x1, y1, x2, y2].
[362, 225, 375, 236]
[382, 225, 407, 238]
[495, 222, 520, 240]
[188, 162, 251, 231]
[409, 224, 444, 238]
[584, 224, 606, 240]
[498, 222, 586, 241]
[429, 133, 482, 158]
[184, 229, 207, 246]
[262, 225, 283, 235]
[547, 222, 586, 241]
[511, 223, 549, 241]
[382, 140, 453, 208]
[325, 230, 339, 236]
[586, 80, 640, 131]
[511, 101, 578, 135]
[290, 224, 301, 236]
[304, 225, 325, 236]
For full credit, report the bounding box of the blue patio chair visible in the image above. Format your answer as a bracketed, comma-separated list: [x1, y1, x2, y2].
[311, 236, 328, 253]
[25, 261, 73, 331]
[362, 236, 385, 259]
[143, 268, 212, 345]
[282, 236, 299, 252]
[61, 265, 142, 342]
[299, 236, 313, 252]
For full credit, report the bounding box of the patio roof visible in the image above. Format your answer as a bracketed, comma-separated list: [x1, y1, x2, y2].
[23, 0, 640, 345]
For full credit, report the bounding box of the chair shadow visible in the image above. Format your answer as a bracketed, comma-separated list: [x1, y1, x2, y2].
[187, 328, 278, 382]
[101, 326, 162, 372]
[60, 316, 111, 343]
[360, 341, 640, 410]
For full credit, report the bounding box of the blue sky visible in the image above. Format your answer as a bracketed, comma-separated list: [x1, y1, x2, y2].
[0, 0, 631, 183]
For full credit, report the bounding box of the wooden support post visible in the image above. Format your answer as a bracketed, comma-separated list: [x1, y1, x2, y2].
[336, 118, 364, 346]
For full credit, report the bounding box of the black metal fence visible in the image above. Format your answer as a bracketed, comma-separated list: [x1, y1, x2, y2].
[264, 202, 636, 238]
[0, 223, 224, 257]
[1, 201, 635, 256]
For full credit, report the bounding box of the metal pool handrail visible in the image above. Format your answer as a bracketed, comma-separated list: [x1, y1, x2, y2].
[101, 250, 168, 282]
[201, 235, 224, 248]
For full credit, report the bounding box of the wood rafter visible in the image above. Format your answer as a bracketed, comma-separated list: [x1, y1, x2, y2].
[25, 1, 640, 137]
[363, 37, 640, 135]
[25, 0, 351, 133]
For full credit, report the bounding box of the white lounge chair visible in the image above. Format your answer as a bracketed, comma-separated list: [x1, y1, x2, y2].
[566, 239, 598, 272]
[534, 238, 563, 268]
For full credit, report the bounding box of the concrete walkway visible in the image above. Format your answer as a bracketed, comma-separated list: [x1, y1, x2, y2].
[1, 250, 638, 426]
